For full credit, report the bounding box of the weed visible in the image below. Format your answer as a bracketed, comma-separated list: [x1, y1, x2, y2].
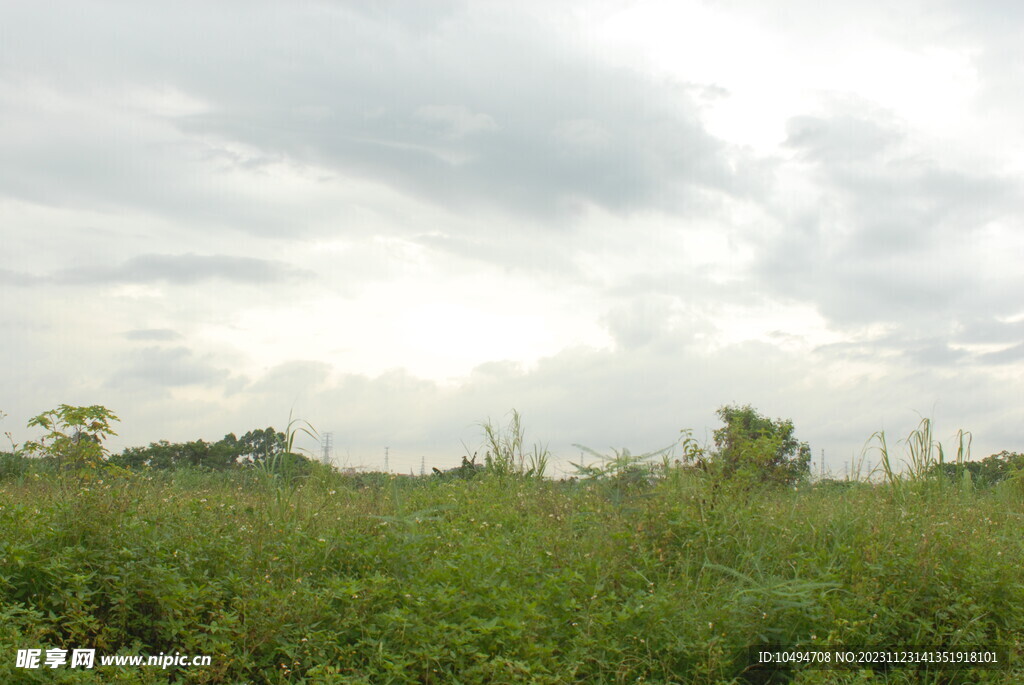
[0, 411, 1020, 683]
[480, 409, 549, 479]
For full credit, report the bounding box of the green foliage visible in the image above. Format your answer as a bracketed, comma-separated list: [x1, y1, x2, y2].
[3, 406, 1023, 682]
[23, 404, 120, 479]
[1, 458, 1021, 683]
[109, 419, 316, 476]
[236, 427, 288, 465]
[432, 455, 486, 481]
[710, 404, 811, 486]
[479, 409, 549, 479]
[250, 414, 318, 480]
[0, 411, 27, 481]
[0, 450, 27, 481]
[569, 444, 673, 490]
[111, 437, 242, 471]
[870, 417, 973, 503]
[930, 450, 1024, 487]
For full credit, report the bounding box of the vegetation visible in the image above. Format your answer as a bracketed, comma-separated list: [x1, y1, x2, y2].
[110, 427, 307, 473]
[0, 405, 1020, 683]
[930, 450, 1024, 487]
[707, 404, 811, 487]
[23, 404, 120, 474]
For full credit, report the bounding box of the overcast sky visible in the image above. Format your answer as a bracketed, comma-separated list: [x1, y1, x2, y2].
[2, 0, 1022, 476]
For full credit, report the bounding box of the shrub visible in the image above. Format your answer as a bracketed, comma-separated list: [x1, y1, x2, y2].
[709, 404, 810, 487]
[432, 455, 486, 481]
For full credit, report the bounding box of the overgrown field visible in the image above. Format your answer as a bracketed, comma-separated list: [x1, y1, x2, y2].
[1, 463, 1021, 683]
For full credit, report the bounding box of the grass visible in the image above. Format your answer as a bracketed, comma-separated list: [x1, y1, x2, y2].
[0, 436, 1021, 682]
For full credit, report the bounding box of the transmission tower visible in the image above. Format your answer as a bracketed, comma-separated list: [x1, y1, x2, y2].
[320, 432, 333, 465]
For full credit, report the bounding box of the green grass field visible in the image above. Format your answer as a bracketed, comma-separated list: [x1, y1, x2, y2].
[1, 456, 1021, 684]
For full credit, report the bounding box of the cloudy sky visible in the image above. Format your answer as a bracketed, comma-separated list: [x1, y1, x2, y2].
[2, 0, 1022, 476]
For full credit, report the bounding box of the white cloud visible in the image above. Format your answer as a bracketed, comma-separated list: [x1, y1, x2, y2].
[414, 104, 499, 139]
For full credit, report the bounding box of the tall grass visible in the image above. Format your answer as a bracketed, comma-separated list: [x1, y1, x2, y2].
[869, 417, 972, 499]
[0, 422, 1020, 683]
[480, 409, 549, 479]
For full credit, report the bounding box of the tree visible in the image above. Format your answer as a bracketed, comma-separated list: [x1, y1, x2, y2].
[711, 404, 810, 486]
[111, 436, 244, 471]
[24, 404, 120, 472]
[237, 427, 287, 465]
[930, 450, 1024, 487]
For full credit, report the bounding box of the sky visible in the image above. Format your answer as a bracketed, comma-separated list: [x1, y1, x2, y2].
[2, 0, 1022, 477]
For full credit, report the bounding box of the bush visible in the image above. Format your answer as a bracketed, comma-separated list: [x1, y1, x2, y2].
[432, 455, 486, 481]
[709, 404, 811, 487]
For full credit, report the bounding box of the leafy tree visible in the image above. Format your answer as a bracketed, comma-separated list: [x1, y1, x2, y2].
[711, 404, 810, 486]
[206, 438, 244, 470]
[111, 436, 243, 471]
[237, 427, 287, 465]
[112, 442, 165, 469]
[112, 427, 305, 472]
[24, 404, 120, 472]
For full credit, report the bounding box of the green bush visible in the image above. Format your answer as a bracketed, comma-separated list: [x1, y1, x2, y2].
[432, 455, 486, 481]
[709, 404, 811, 487]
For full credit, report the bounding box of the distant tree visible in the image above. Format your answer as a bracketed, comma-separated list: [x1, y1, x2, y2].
[206, 436, 244, 470]
[711, 404, 811, 486]
[109, 422, 314, 474]
[111, 441, 169, 469]
[111, 434, 243, 471]
[931, 450, 1024, 486]
[237, 427, 287, 465]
